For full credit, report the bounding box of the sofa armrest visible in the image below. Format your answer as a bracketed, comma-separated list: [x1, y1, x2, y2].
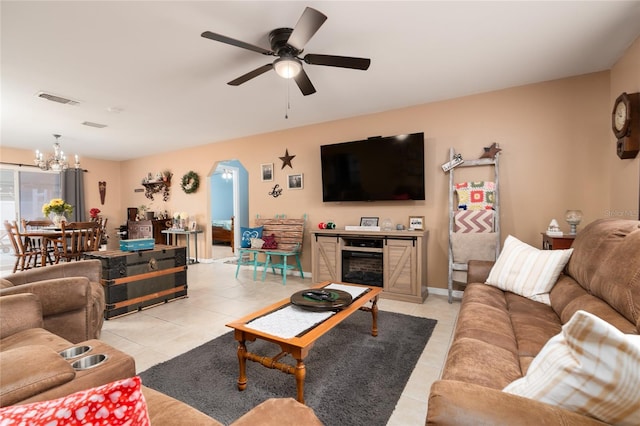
[427, 380, 607, 426]
[0, 345, 75, 407]
[466, 260, 495, 284]
[0, 294, 44, 338]
[0, 277, 90, 317]
[2, 260, 101, 286]
[141, 385, 224, 426]
[231, 398, 323, 426]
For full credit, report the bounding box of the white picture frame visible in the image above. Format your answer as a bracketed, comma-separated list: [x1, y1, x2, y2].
[287, 173, 303, 190]
[189, 221, 197, 232]
[408, 216, 424, 230]
[261, 163, 274, 182]
[360, 217, 379, 227]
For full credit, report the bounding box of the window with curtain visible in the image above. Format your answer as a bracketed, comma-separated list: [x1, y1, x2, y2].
[0, 166, 61, 223]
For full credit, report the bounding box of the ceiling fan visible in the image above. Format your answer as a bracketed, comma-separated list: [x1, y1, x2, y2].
[201, 7, 371, 96]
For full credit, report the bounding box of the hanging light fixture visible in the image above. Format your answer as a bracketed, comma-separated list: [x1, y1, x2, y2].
[273, 56, 302, 79]
[221, 169, 233, 181]
[34, 134, 80, 171]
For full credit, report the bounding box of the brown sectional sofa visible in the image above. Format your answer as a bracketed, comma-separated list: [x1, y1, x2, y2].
[0, 292, 137, 407]
[0, 261, 322, 425]
[427, 218, 640, 425]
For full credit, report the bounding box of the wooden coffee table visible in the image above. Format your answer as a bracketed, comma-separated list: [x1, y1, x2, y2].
[226, 281, 381, 404]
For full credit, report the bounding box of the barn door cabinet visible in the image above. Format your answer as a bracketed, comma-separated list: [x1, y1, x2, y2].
[311, 229, 428, 303]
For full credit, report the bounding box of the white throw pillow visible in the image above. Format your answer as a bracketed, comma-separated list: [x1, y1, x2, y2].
[503, 310, 640, 425]
[250, 238, 264, 249]
[485, 235, 572, 305]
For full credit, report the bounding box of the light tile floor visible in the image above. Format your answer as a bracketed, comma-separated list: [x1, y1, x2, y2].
[3, 249, 460, 425]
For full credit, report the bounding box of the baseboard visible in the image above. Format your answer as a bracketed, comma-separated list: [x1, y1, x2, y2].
[427, 286, 464, 300]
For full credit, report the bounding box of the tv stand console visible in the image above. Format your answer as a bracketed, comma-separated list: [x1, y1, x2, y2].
[311, 228, 428, 303]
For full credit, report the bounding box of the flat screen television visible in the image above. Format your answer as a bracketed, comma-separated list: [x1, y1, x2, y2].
[320, 132, 425, 202]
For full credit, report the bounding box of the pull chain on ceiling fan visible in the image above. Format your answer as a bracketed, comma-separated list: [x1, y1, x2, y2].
[201, 7, 371, 96]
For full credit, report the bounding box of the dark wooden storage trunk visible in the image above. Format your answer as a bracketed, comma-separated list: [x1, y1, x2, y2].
[83, 245, 187, 319]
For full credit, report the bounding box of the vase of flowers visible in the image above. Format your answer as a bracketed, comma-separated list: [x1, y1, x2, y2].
[172, 211, 188, 229]
[89, 207, 101, 220]
[42, 198, 73, 226]
[179, 211, 188, 230]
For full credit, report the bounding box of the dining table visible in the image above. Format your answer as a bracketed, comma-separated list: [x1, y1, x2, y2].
[22, 228, 63, 267]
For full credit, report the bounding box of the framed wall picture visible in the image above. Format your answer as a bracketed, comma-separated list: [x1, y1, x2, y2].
[360, 217, 379, 227]
[261, 163, 274, 182]
[408, 216, 424, 230]
[287, 173, 304, 190]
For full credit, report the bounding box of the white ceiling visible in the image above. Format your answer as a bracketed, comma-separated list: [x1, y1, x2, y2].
[2, 1, 640, 162]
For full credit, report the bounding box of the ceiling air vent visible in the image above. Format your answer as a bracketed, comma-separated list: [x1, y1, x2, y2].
[36, 91, 79, 105]
[82, 121, 107, 129]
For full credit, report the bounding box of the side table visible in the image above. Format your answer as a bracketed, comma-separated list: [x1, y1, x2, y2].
[162, 229, 203, 264]
[541, 233, 575, 250]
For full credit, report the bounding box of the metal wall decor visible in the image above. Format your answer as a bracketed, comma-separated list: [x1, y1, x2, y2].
[279, 149, 295, 169]
[269, 184, 283, 198]
[99, 181, 106, 205]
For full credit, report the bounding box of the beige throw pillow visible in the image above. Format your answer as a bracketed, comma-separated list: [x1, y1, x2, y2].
[503, 310, 640, 425]
[485, 235, 572, 305]
[250, 238, 264, 249]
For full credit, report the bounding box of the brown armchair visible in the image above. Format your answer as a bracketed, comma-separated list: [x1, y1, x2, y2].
[0, 260, 105, 343]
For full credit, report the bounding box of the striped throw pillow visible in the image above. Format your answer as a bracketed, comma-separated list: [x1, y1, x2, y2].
[503, 310, 640, 425]
[486, 235, 573, 305]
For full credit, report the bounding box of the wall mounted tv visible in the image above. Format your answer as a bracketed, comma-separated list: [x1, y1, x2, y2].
[320, 132, 425, 202]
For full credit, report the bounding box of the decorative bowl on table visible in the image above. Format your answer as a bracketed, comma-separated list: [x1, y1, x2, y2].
[290, 289, 352, 311]
[565, 209, 583, 234]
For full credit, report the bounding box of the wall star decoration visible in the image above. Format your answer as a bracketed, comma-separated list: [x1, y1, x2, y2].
[279, 149, 296, 169]
[480, 142, 502, 159]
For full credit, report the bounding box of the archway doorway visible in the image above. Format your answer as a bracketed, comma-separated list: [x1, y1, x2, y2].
[209, 160, 248, 260]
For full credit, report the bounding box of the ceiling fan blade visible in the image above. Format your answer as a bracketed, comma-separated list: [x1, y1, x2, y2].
[304, 54, 371, 70]
[294, 69, 316, 96]
[201, 31, 273, 55]
[228, 64, 273, 86]
[287, 7, 327, 51]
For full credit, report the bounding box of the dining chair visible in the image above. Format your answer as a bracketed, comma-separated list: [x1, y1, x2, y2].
[53, 221, 102, 263]
[21, 219, 55, 266]
[91, 217, 108, 245]
[3, 220, 40, 272]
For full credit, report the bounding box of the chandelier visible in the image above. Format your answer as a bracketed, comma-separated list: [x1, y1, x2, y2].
[221, 169, 233, 181]
[34, 134, 80, 171]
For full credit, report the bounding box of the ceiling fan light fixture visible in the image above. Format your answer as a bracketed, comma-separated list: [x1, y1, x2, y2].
[273, 57, 302, 79]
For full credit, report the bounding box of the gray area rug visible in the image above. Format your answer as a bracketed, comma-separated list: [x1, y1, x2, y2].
[139, 310, 437, 425]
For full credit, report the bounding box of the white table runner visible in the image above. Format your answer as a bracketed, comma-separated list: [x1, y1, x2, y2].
[324, 283, 368, 300]
[245, 305, 335, 339]
[244, 284, 369, 339]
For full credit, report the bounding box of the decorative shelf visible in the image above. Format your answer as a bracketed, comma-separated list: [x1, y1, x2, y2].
[142, 180, 170, 201]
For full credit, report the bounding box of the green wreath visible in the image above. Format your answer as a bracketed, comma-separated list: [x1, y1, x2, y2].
[180, 171, 200, 194]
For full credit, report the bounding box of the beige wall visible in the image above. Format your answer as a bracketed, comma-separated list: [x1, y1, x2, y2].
[609, 36, 640, 219]
[2, 36, 638, 290]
